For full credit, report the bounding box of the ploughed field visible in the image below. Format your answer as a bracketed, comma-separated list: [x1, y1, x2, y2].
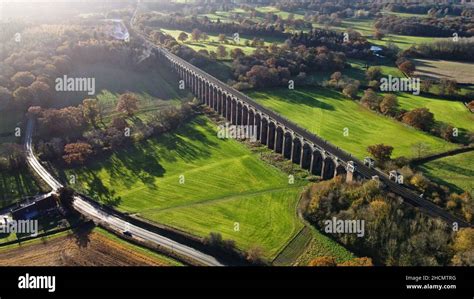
[0, 228, 182, 266]
[414, 59, 474, 85]
[248, 87, 458, 159]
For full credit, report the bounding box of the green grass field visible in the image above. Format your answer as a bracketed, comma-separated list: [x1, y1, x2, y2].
[248, 87, 458, 159]
[160, 29, 284, 59]
[60, 62, 186, 108]
[396, 93, 474, 133]
[311, 15, 448, 50]
[295, 227, 355, 266]
[64, 116, 308, 259]
[91, 89, 182, 127]
[417, 151, 474, 194]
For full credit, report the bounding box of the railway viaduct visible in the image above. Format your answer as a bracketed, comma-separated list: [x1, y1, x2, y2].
[161, 54, 350, 181]
[130, 26, 470, 227]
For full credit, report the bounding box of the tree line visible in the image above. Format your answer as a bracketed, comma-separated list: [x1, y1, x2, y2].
[232, 44, 346, 90]
[289, 29, 373, 59]
[410, 38, 474, 62]
[387, 3, 474, 17]
[374, 15, 474, 38]
[137, 12, 292, 39]
[27, 94, 195, 166]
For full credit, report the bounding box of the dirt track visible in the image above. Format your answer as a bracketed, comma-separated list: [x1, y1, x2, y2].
[0, 231, 173, 266]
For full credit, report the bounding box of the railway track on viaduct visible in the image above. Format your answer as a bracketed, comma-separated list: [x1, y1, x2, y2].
[130, 19, 470, 228]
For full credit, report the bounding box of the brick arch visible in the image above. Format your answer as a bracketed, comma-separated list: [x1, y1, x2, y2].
[275, 126, 284, 154]
[301, 143, 312, 170]
[292, 138, 302, 164]
[231, 98, 238, 124]
[322, 157, 336, 180]
[248, 109, 255, 126]
[267, 121, 277, 150]
[225, 94, 232, 121]
[283, 131, 293, 159]
[311, 150, 323, 176]
[255, 113, 262, 141]
[242, 105, 249, 126]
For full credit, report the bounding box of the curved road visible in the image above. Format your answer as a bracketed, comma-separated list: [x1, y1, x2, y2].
[25, 119, 223, 266]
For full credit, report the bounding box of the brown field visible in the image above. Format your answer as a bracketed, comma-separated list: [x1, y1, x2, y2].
[0, 229, 178, 266]
[414, 59, 474, 84]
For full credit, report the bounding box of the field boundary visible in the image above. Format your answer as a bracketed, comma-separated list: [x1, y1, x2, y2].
[410, 145, 474, 166]
[0, 221, 84, 248]
[272, 226, 313, 266]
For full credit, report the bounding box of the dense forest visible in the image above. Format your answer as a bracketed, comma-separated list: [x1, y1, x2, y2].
[304, 177, 473, 266]
[290, 29, 372, 59]
[375, 15, 474, 37]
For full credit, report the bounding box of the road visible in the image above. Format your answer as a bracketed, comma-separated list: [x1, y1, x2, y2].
[24, 119, 224, 266]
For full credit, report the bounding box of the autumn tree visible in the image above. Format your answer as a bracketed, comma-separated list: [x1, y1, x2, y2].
[338, 257, 373, 266]
[401, 108, 434, 131]
[330, 71, 342, 86]
[191, 28, 202, 41]
[246, 65, 279, 88]
[366, 66, 383, 81]
[246, 246, 264, 264]
[29, 81, 52, 106]
[36, 106, 86, 139]
[218, 33, 226, 43]
[451, 228, 474, 266]
[467, 100, 474, 111]
[367, 143, 394, 163]
[374, 29, 384, 40]
[309, 256, 337, 266]
[361, 89, 382, 111]
[81, 98, 99, 126]
[230, 48, 245, 59]
[439, 79, 458, 96]
[409, 173, 430, 192]
[421, 79, 433, 93]
[342, 83, 359, 99]
[111, 116, 128, 131]
[379, 94, 398, 116]
[52, 55, 72, 74]
[0, 143, 26, 170]
[398, 60, 416, 76]
[0, 87, 13, 108]
[178, 32, 188, 42]
[11, 71, 35, 87]
[116, 93, 139, 117]
[62, 142, 93, 165]
[439, 124, 456, 142]
[216, 45, 228, 59]
[13, 86, 32, 107]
